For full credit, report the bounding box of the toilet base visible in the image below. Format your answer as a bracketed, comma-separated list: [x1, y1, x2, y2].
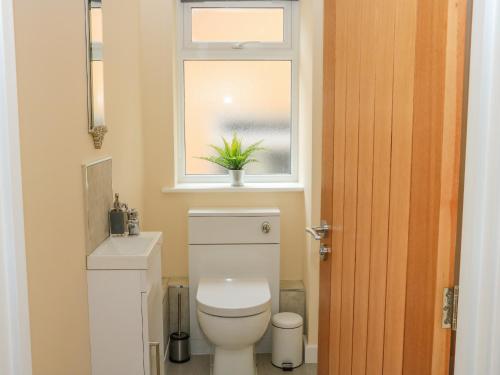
[213, 346, 256, 375]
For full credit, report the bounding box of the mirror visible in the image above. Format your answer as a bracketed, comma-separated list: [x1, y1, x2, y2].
[85, 0, 107, 148]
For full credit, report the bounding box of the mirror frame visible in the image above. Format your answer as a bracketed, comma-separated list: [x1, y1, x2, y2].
[85, 0, 107, 149]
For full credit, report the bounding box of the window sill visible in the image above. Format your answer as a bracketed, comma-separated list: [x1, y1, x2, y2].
[161, 182, 304, 193]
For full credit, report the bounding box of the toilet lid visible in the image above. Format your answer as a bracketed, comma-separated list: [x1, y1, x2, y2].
[197, 277, 271, 318]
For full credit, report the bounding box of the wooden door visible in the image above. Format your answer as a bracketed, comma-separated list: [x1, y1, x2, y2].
[318, 0, 468, 374]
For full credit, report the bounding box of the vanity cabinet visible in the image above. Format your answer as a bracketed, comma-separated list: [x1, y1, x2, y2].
[87, 232, 164, 375]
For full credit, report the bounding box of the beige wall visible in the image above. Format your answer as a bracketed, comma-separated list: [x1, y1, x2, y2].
[300, 0, 324, 348]
[13, 0, 144, 374]
[139, 0, 323, 347]
[144, 192, 306, 279]
[14, 1, 323, 373]
[139, 0, 307, 281]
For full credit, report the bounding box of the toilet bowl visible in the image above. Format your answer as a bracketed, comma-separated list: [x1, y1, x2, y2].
[196, 277, 271, 375]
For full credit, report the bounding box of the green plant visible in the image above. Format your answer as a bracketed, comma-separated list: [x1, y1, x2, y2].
[197, 133, 265, 171]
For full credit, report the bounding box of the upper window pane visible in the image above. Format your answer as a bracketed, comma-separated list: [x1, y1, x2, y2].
[191, 8, 284, 43]
[184, 60, 292, 175]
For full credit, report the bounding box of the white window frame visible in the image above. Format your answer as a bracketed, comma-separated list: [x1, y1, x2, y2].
[176, 0, 300, 184]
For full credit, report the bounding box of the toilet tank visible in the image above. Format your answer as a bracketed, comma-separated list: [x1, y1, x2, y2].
[188, 208, 280, 355]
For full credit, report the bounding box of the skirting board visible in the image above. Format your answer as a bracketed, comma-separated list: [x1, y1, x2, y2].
[303, 335, 318, 364]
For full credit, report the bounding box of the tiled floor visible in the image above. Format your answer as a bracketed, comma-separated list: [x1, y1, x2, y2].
[166, 354, 317, 375]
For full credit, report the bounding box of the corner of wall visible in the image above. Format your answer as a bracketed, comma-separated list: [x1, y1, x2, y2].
[299, 0, 324, 348]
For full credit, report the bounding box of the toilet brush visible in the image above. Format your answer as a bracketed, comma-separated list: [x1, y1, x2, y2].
[177, 293, 182, 339]
[169, 288, 191, 363]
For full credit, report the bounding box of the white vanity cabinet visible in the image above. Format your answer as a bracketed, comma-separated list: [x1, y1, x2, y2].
[87, 232, 164, 375]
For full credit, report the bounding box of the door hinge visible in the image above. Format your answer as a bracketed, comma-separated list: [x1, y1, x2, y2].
[442, 286, 459, 331]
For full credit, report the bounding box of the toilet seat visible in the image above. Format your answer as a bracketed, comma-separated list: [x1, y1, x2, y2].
[197, 277, 271, 318]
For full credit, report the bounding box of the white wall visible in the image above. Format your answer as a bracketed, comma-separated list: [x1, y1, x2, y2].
[455, 0, 500, 373]
[0, 0, 32, 374]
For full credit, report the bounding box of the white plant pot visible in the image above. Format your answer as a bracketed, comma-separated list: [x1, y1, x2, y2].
[229, 170, 245, 187]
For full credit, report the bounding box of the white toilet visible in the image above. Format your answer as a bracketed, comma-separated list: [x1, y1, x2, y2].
[197, 277, 272, 375]
[188, 208, 280, 375]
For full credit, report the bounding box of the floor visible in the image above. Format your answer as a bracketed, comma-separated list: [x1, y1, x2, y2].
[166, 354, 317, 375]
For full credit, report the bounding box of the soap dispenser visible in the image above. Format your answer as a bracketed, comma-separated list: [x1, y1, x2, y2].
[109, 193, 128, 236]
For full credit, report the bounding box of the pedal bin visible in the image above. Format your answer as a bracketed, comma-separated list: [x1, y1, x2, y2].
[271, 312, 303, 370]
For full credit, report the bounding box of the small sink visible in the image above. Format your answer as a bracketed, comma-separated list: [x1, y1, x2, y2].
[87, 232, 162, 270]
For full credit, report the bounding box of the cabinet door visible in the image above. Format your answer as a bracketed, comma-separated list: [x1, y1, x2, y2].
[88, 270, 144, 375]
[142, 284, 164, 375]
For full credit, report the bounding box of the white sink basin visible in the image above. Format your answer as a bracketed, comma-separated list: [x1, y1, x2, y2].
[87, 232, 163, 270]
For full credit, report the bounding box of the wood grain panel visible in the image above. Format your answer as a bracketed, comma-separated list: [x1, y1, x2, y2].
[351, 0, 377, 371]
[365, 0, 397, 373]
[318, 0, 466, 374]
[431, 0, 467, 373]
[329, 0, 349, 372]
[382, 0, 418, 373]
[318, 0, 336, 372]
[338, 0, 362, 371]
[403, 0, 449, 373]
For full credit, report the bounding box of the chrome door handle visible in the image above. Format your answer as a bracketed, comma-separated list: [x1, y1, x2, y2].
[305, 222, 331, 240]
[320, 244, 332, 261]
[305, 227, 322, 240]
[149, 342, 161, 375]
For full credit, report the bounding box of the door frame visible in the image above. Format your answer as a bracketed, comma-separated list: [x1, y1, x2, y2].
[0, 0, 33, 374]
[454, 0, 500, 373]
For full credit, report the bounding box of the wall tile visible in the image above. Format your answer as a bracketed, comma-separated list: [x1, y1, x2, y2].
[280, 280, 306, 333]
[168, 277, 190, 335]
[162, 278, 306, 335]
[84, 158, 112, 254]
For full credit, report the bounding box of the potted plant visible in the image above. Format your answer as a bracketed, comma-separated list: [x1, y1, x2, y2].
[197, 133, 265, 187]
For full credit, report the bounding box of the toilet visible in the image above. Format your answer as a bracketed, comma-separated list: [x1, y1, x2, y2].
[188, 208, 280, 375]
[197, 277, 272, 375]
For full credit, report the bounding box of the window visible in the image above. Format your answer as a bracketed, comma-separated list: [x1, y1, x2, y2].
[177, 1, 299, 183]
[191, 8, 285, 43]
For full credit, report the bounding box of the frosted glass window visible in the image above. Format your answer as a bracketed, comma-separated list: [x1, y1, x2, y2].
[191, 8, 284, 43]
[184, 60, 292, 175]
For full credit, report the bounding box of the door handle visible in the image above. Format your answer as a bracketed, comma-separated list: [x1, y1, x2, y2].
[320, 244, 332, 261]
[305, 222, 331, 240]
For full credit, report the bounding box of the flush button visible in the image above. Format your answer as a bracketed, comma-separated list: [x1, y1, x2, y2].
[261, 221, 271, 234]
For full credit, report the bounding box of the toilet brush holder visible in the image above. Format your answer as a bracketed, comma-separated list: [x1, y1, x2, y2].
[169, 291, 190, 363]
[169, 331, 190, 363]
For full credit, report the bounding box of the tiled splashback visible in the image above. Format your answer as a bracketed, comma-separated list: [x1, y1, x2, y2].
[162, 278, 307, 338]
[280, 280, 307, 333]
[83, 157, 113, 255]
